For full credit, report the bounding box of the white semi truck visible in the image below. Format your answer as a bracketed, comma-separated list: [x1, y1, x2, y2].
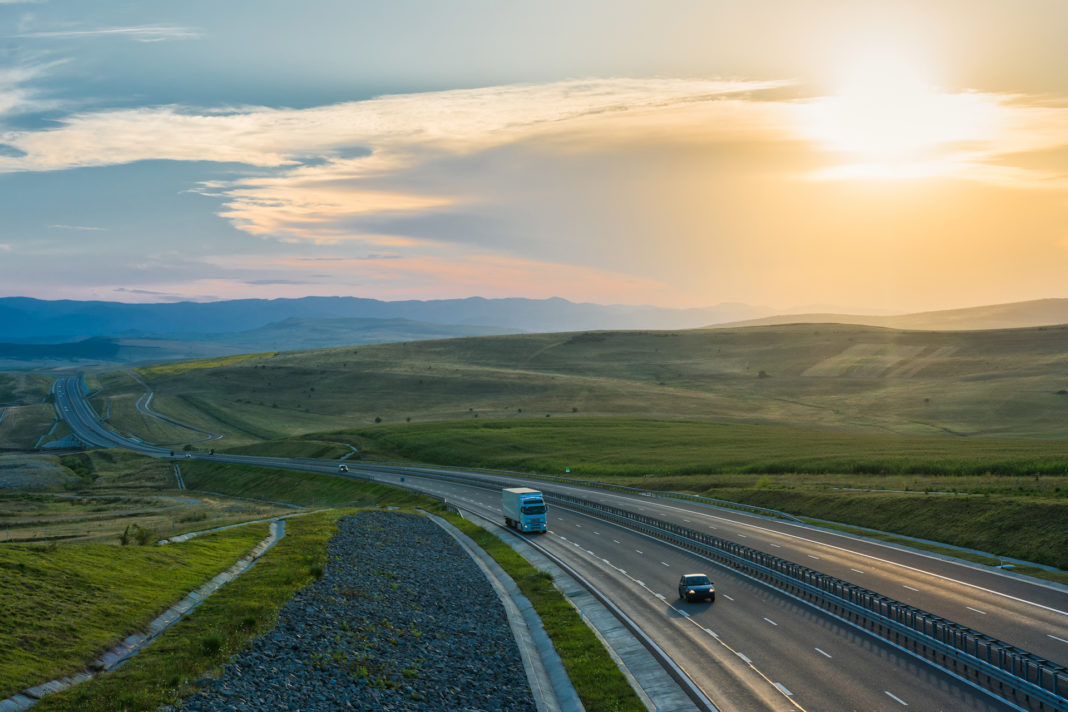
[501, 487, 548, 533]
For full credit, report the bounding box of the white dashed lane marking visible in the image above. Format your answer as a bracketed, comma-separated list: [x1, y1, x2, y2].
[967, 606, 987, 615]
[903, 585, 919, 591]
[815, 647, 832, 658]
[764, 617, 778, 626]
[885, 691, 908, 706]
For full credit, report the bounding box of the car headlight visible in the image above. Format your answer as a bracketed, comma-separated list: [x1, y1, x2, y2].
[687, 589, 695, 595]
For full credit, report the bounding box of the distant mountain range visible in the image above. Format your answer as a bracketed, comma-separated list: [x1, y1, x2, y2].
[0, 295, 1065, 369]
[0, 295, 766, 343]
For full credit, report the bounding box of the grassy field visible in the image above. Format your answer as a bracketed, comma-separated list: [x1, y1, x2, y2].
[0, 373, 53, 407]
[0, 523, 267, 699]
[15, 460, 641, 712]
[0, 451, 295, 544]
[76, 324, 1068, 450]
[328, 418, 1068, 477]
[0, 404, 57, 451]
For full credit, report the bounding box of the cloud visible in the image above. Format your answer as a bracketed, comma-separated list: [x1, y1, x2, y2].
[0, 243, 11, 251]
[48, 223, 106, 231]
[14, 25, 202, 42]
[0, 61, 65, 118]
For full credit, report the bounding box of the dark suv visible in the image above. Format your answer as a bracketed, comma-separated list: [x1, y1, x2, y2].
[678, 573, 715, 602]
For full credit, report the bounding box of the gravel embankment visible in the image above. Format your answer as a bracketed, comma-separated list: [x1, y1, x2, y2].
[180, 511, 537, 711]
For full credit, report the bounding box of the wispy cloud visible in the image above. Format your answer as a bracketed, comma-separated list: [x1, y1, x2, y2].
[14, 25, 202, 42]
[0, 243, 11, 251]
[48, 223, 107, 231]
[1, 77, 1066, 261]
[0, 61, 66, 117]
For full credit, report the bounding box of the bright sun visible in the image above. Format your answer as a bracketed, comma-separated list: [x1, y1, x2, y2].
[804, 54, 996, 178]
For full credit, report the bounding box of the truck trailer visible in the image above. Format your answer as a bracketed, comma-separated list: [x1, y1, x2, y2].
[501, 487, 547, 533]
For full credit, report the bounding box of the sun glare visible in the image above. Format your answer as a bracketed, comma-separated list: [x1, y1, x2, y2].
[803, 54, 997, 177]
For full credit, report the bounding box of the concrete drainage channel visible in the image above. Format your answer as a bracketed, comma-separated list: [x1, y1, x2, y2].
[0, 516, 293, 712]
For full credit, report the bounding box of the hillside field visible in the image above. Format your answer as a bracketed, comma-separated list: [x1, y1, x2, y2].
[71, 323, 1068, 450]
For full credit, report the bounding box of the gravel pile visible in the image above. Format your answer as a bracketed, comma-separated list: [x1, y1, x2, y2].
[180, 511, 537, 712]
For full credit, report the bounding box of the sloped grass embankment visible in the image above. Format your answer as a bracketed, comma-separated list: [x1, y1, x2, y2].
[28, 463, 642, 712]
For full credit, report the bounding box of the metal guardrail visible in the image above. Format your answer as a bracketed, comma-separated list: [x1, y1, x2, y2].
[545, 491, 1068, 712]
[362, 464, 1067, 711]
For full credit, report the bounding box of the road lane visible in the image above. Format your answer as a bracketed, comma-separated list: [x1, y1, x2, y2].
[51, 381, 1059, 709]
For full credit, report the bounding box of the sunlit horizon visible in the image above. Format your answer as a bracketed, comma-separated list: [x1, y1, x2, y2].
[0, 1, 1065, 314]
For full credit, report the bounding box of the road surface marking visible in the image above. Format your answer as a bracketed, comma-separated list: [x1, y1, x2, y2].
[613, 539, 621, 543]
[770, 543, 781, 547]
[1048, 634, 1068, 644]
[660, 561, 671, 567]
[635, 549, 643, 555]
[586, 550, 595, 556]
[683, 518, 691, 522]
[738, 533, 747, 538]
[808, 555, 820, 560]
[764, 617, 778, 626]
[677, 609, 690, 617]
[850, 568, 865, 574]
[655, 592, 666, 600]
[573, 490, 1068, 616]
[593, 531, 600, 535]
[966, 606, 987, 615]
[884, 691, 908, 706]
[704, 628, 719, 638]
[774, 683, 793, 696]
[636, 580, 645, 586]
[722, 594, 734, 601]
[903, 585, 919, 591]
[814, 648, 832, 658]
[575, 523, 583, 527]
[736, 652, 752, 663]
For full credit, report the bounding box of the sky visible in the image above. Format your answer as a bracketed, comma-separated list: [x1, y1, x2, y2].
[1, 1, 1066, 313]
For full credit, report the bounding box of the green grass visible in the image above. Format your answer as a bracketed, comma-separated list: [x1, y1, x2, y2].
[445, 513, 644, 712]
[31, 510, 336, 712]
[181, 461, 427, 508]
[136, 352, 275, 378]
[0, 403, 57, 450]
[328, 417, 1068, 478]
[110, 323, 1068, 440]
[217, 438, 353, 460]
[0, 524, 267, 699]
[27, 463, 644, 711]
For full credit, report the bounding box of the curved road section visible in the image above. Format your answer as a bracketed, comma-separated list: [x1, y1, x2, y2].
[52, 376, 1067, 712]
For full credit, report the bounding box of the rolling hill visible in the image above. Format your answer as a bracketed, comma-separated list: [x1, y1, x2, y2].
[91, 322, 1068, 448]
[717, 298, 1068, 331]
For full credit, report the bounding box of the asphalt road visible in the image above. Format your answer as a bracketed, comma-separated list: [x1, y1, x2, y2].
[51, 375, 1065, 710]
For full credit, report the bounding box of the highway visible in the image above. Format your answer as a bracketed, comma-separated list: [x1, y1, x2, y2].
[52, 375, 1065, 711]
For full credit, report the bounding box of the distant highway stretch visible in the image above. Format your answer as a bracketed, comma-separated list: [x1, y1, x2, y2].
[52, 376, 1067, 711]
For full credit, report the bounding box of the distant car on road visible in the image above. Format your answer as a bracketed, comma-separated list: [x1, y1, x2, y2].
[337, 464, 349, 473]
[678, 573, 715, 602]
[184, 453, 191, 459]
